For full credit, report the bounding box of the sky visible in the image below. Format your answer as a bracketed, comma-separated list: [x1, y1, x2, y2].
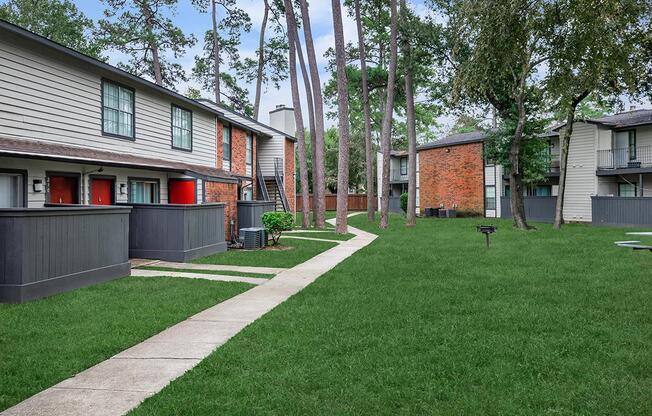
[73, 0, 434, 130]
[72, 0, 649, 137]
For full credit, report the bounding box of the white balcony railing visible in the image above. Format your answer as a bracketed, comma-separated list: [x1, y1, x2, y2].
[597, 146, 652, 169]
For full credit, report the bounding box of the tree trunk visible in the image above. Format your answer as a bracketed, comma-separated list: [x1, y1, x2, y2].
[553, 91, 589, 229]
[211, 0, 220, 103]
[253, 0, 269, 120]
[142, 4, 163, 85]
[294, 26, 318, 225]
[331, 0, 350, 234]
[354, 0, 375, 222]
[401, 0, 416, 227]
[379, 0, 398, 229]
[283, 0, 310, 228]
[509, 95, 531, 230]
[299, 0, 326, 228]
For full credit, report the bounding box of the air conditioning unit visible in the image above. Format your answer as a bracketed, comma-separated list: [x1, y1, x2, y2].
[239, 227, 266, 249]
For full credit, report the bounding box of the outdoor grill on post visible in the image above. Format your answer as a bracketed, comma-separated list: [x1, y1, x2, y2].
[476, 225, 497, 248]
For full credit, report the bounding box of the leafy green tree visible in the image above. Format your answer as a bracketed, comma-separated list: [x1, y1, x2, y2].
[96, 0, 195, 89]
[0, 0, 104, 59]
[545, 0, 651, 229]
[191, 0, 251, 104]
[444, 0, 557, 230]
[234, 0, 287, 120]
[192, 31, 253, 115]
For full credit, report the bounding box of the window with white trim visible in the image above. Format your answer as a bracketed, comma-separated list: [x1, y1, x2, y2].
[485, 185, 496, 210]
[129, 179, 160, 204]
[172, 105, 192, 150]
[102, 80, 134, 138]
[223, 124, 231, 163]
[618, 183, 636, 197]
[0, 172, 24, 208]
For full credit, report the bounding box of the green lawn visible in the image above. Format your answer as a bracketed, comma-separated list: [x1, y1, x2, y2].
[294, 210, 338, 228]
[0, 276, 252, 411]
[130, 214, 652, 415]
[138, 266, 275, 279]
[193, 236, 338, 268]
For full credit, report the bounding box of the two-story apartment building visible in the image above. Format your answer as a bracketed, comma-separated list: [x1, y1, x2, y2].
[380, 109, 652, 228]
[0, 20, 295, 301]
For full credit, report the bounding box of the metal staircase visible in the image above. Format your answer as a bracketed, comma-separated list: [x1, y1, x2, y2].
[271, 157, 290, 212]
[256, 160, 270, 201]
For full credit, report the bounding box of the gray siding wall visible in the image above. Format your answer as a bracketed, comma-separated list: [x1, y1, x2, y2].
[125, 203, 226, 262]
[592, 196, 652, 227]
[500, 196, 557, 223]
[237, 200, 275, 230]
[0, 32, 217, 167]
[257, 135, 285, 176]
[0, 206, 131, 303]
[560, 122, 597, 222]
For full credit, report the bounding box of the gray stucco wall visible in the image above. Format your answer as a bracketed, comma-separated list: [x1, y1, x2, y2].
[124, 203, 226, 262]
[500, 196, 557, 223]
[237, 200, 275, 230]
[592, 196, 652, 228]
[0, 206, 131, 303]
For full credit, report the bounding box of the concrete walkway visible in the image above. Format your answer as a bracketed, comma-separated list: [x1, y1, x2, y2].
[3, 213, 375, 416]
[281, 235, 344, 244]
[130, 268, 269, 285]
[147, 261, 287, 275]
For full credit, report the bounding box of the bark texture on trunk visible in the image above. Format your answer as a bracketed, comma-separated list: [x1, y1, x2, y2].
[331, 0, 350, 234]
[553, 91, 589, 229]
[379, 0, 398, 229]
[401, 0, 416, 227]
[283, 0, 310, 228]
[211, 0, 220, 103]
[253, 0, 269, 120]
[299, 0, 326, 228]
[354, 0, 375, 222]
[509, 95, 531, 230]
[294, 26, 318, 225]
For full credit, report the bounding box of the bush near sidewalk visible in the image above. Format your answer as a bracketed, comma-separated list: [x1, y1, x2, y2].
[262, 212, 294, 245]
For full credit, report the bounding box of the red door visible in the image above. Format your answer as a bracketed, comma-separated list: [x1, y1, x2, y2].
[49, 175, 79, 204]
[169, 180, 196, 204]
[91, 178, 114, 205]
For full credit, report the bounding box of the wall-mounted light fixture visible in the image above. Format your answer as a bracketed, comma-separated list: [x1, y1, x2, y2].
[445, 148, 450, 153]
[33, 179, 43, 193]
[119, 183, 127, 195]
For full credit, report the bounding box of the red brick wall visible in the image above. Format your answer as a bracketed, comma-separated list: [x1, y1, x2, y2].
[230, 126, 247, 176]
[216, 119, 223, 166]
[205, 181, 237, 240]
[285, 139, 296, 212]
[418, 142, 484, 214]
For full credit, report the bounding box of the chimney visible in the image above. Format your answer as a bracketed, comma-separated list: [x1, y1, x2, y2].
[269, 104, 296, 136]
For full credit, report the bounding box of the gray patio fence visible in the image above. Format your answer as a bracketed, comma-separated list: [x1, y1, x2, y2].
[500, 196, 557, 223]
[124, 203, 226, 262]
[389, 197, 403, 213]
[0, 206, 132, 303]
[237, 200, 276, 230]
[591, 196, 652, 228]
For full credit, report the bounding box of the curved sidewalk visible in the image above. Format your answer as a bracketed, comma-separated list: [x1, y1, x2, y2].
[2, 214, 376, 416]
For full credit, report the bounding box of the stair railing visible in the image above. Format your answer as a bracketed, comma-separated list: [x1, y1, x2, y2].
[273, 157, 290, 212]
[256, 160, 270, 201]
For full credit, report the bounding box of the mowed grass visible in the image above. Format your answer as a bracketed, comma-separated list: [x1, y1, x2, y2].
[0, 276, 252, 412]
[138, 266, 275, 279]
[131, 214, 652, 415]
[193, 236, 337, 268]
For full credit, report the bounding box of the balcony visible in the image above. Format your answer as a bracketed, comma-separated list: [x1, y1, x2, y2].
[390, 169, 408, 183]
[597, 146, 652, 170]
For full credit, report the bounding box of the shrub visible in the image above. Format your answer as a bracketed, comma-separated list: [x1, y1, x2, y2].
[400, 192, 408, 213]
[261, 211, 294, 245]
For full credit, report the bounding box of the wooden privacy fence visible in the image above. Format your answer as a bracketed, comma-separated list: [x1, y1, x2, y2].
[296, 194, 377, 211]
